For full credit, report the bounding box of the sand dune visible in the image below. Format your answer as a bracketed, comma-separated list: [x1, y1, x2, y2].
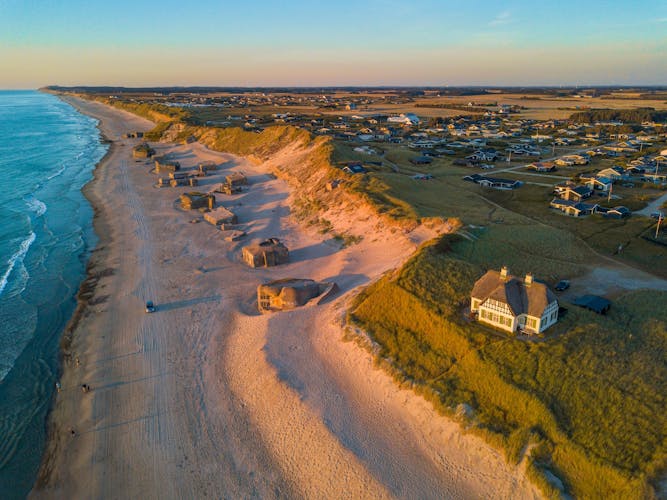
[32, 96, 540, 499]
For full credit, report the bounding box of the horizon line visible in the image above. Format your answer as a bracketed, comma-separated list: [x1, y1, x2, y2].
[5, 84, 666, 91]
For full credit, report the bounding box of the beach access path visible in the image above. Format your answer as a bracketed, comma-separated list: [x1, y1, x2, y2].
[31, 96, 540, 499]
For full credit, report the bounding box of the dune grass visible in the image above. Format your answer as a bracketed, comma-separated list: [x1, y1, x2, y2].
[349, 234, 666, 499]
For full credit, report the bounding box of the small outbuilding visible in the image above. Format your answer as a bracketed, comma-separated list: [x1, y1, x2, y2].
[410, 156, 433, 165]
[257, 278, 336, 312]
[573, 295, 611, 314]
[242, 238, 289, 268]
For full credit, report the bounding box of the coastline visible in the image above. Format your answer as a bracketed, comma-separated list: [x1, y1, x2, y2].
[31, 95, 540, 499]
[31, 96, 157, 497]
[33, 95, 118, 488]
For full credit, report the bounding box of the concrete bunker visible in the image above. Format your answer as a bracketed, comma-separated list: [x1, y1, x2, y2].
[257, 278, 337, 313]
[180, 192, 215, 210]
[242, 238, 289, 268]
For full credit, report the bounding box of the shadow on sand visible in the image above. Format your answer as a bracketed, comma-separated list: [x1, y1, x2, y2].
[156, 294, 221, 312]
[85, 412, 162, 434]
[289, 242, 340, 263]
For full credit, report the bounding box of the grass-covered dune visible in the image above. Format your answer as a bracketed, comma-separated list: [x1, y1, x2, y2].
[348, 235, 666, 499]
[94, 97, 420, 227]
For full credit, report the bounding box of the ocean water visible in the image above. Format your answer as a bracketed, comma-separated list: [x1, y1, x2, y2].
[0, 90, 107, 497]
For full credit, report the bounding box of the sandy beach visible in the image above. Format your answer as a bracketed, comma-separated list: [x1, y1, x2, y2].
[31, 96, 541, 499]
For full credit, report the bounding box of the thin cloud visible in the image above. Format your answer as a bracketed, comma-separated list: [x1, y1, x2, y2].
[489, 11, 512, 27]
[657, 17, 667, 23]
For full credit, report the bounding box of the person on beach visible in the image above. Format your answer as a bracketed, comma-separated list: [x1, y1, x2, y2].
[69, 427, 76, 437]
[55, 381, 61, 393]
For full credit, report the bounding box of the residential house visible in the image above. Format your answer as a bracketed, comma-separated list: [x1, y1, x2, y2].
[641, 173, 667, 184]
[550, 198, 598, 217]
[470, 267, 559, 334]
[554, 158, 574, 167]
[597, 206, 631, 219]
[583, 176, 613, 192]
[463, 174, 522, 190]
[342, 164, 367, 174]
[597, 166, 626, 181]
[387, 113, 420, 126]
[410, 156, 433, 165]
[529, 161, 556, 172]
[625, 165, 646, 175]
[560, 185, 593, 202]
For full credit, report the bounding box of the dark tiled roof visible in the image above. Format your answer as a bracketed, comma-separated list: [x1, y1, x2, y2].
[472, 270, 557, 317]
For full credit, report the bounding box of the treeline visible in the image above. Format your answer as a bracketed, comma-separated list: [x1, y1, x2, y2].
[570, 108, 667, 123]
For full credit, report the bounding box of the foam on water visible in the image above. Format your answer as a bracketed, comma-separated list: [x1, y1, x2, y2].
[0, 232, 36, 297]
[0, 90, 108, 497]
[24, 195, 47, 217]
[46, 164, 66, 181]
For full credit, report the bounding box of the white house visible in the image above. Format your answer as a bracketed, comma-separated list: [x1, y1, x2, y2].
[471, 267, 559, 334]
[387, 113, 420, 126]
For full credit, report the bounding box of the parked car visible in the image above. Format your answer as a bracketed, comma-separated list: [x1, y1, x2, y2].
[650, 211, 664, 220]
[145, 301, 156, 313]
[555, 280, 570, 292]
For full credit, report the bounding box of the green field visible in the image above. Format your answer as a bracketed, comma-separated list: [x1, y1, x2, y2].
[349, 236, 667, 498]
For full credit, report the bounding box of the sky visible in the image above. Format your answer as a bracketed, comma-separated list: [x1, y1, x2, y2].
[1, 0, 666, 88]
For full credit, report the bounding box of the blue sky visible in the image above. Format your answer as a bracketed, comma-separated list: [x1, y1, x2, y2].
[1, 0, 666, 87]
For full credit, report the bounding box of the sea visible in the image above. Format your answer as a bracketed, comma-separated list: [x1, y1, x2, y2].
[0, 90, 107, 497]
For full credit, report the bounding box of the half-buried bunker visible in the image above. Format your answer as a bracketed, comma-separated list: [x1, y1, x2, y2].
[257, 278, 337, 313]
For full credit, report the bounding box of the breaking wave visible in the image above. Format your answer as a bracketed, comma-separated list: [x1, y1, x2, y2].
[46, 164, 66, 180]
[0, 232, 36, 297]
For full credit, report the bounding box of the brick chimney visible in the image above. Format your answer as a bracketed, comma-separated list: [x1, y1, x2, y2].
[525, 273, 534, 285]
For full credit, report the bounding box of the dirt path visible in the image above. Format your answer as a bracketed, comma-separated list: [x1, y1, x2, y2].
[636, 191, 667, 217]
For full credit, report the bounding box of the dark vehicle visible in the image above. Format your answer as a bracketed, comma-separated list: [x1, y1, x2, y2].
[145, 301, 156, 313]
[650, 211, 664, 220]
[555, 280, 570, 292]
